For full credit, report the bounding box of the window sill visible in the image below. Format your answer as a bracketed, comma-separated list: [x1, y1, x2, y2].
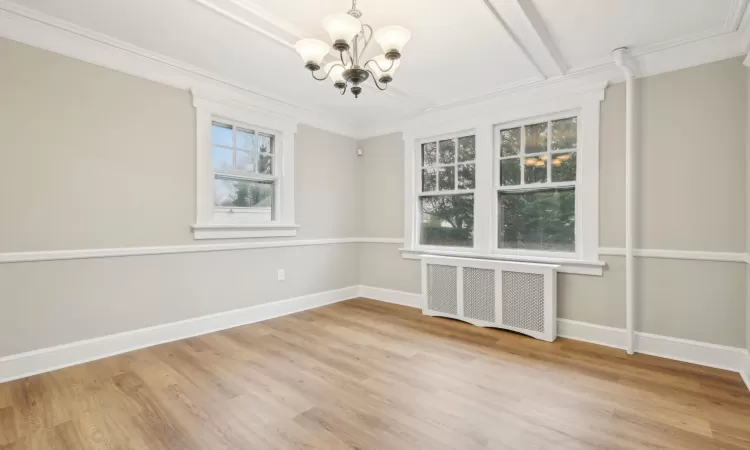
[192, 223, 299, 240]
[400, 248, 604, 276]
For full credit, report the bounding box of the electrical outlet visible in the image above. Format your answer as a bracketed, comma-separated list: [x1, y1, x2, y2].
[277, 269, 285, 281]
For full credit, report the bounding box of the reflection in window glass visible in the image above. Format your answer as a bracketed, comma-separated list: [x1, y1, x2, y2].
[420, 194, 474, 247]
[551, 152, 576, 182]
[524, 156, 547, 184]
[211, 122, 233, 147]
[500, 127, 520, 157]
[500, 159, 520, 186]
[438, 166, 455, 191]
[236, 128, 255, 151]
[457, 136, 475, 162]
[422, 142, 437, 166]
[214, 178, 274, 210]
[457, 164, 475, 190]
[525, 122, 547, 154]
[498, 188, 575, 252]
[212, 146, 233, 170]
[551, 117, 577, 150]
[422, 168, 436, 192]
[439, 139, 456, 164]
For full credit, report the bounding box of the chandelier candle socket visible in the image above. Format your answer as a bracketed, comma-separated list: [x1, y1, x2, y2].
[294, 0, 410, 98]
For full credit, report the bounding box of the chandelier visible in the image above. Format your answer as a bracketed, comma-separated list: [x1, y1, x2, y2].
[293, 0, 411, 98]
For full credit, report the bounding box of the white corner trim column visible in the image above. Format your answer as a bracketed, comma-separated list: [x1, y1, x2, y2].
[613, 47, 637, 356]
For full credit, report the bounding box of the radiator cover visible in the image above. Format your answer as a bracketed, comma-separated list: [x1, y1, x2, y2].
[421, 256, 558, 342]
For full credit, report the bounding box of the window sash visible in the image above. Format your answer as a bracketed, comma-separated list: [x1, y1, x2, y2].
[492, 112, 581, 258]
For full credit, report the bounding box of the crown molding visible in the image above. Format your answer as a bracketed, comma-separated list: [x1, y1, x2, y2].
[357, 25, 750, 140]
[0, 0, 361, 139]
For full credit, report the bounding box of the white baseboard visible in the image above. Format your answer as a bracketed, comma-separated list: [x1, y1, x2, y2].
[358, 287, 750, 385]
[2, 284, 748, 393]
[357, 285, 423, 308]
[0, 286, 358, 383]
[558, 318, 748, 373]
[741, 353, 750, 392]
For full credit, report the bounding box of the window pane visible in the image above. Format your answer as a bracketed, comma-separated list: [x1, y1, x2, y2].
[524, 156, 547, 184]
[499, 158, 520, 186]
[236, 127, 255, 151]
[500, 127, 520, 157]
[211, 122, 232, 147]
[438, 166, 455, 191]
[259, 154, 273, 175]
[551, 152, 576, 182]
[214, 178, 274, 211]
[258, 133, 274, 153]
[457, 164, 475, 190]
[457, 136, 475, 162]
[422, 142, 437, 166]
[236, 150, 257, 172]
[420, 194, 474, 247]
[551, 117, 577, 150]
[422, 168, 436, 192]
[500, 158, 521, 186]
[212, 146, 233, 170]
[439, 139, 455, 164]
[525, 122, 547, 154]
[498, 188, 575, 252]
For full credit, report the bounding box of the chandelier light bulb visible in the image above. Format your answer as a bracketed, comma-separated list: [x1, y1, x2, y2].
[323, 13, 361, 49]
[374, 26, 411, 58]
[326, 62, 346, 84]
[369, 54, 400, 82]
[294, 39, 330, 70]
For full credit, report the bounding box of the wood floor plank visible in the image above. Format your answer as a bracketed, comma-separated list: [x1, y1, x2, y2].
[1, 298, 749, 449]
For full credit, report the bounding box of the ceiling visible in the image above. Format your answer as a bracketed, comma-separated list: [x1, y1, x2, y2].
[6, 0, 750, 130]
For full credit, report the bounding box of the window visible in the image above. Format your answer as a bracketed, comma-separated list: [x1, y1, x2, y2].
[211, 120, 277, 223]
[495, 116, 578, 254]
[418, 134, 476, 247]
[192, 95, 298, 240]
[402, 87, 604, 275]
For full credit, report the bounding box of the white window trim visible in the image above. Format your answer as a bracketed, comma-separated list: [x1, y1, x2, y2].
[192, 93, 299, 240]
[402, 87, 605, 275]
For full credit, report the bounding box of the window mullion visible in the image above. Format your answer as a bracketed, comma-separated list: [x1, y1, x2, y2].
[546, 120, 552, 183]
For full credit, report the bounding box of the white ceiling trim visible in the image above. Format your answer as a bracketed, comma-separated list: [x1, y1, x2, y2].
[358, 27, 750, 139]
[480, 0, 547, 78]
[493, 0, 568, 77]
[0, 0, 361, 138]
[727, 0, 750, 30]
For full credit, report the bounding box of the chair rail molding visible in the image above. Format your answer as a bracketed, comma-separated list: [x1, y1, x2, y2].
[0, 238, 405, 264]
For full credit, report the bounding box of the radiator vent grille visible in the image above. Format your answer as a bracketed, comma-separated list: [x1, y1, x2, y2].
[426, 264, 458, 315]
[463, 267, 495, 322]
[501, 271, 545, 333]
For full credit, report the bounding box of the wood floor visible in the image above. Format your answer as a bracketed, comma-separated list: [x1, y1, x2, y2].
[1, 299, 749, 449]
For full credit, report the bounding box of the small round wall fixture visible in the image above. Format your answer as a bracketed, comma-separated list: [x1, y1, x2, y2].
[293, 0, 411, 98]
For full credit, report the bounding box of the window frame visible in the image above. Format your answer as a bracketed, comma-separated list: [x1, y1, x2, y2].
[192, 94, 299, 240]
[210, 117, 279, 224]
[491, 110, 582, 260]
[402, 88, 604, 275]
[415, 129, 477, 252]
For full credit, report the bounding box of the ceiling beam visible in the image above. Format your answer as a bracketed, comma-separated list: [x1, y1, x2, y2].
[482, 0, 568, 78]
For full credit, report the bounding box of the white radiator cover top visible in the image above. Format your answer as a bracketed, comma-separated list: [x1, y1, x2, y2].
[421, 256, 559, 342]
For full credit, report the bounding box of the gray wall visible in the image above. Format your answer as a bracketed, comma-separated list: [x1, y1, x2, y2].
[0, 39, 360, 356]
[357, 57, 748, 347]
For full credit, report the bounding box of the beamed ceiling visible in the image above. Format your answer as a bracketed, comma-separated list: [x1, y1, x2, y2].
[3, 0, 750, 136]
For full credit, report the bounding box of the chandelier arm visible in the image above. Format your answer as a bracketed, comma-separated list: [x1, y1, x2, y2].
[358, 24, 374, 62]
[364, 58, 395, 73]
[366, 70, 388, 91]
[340, 84, 348, 95]
[310, 62, 345, 81]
